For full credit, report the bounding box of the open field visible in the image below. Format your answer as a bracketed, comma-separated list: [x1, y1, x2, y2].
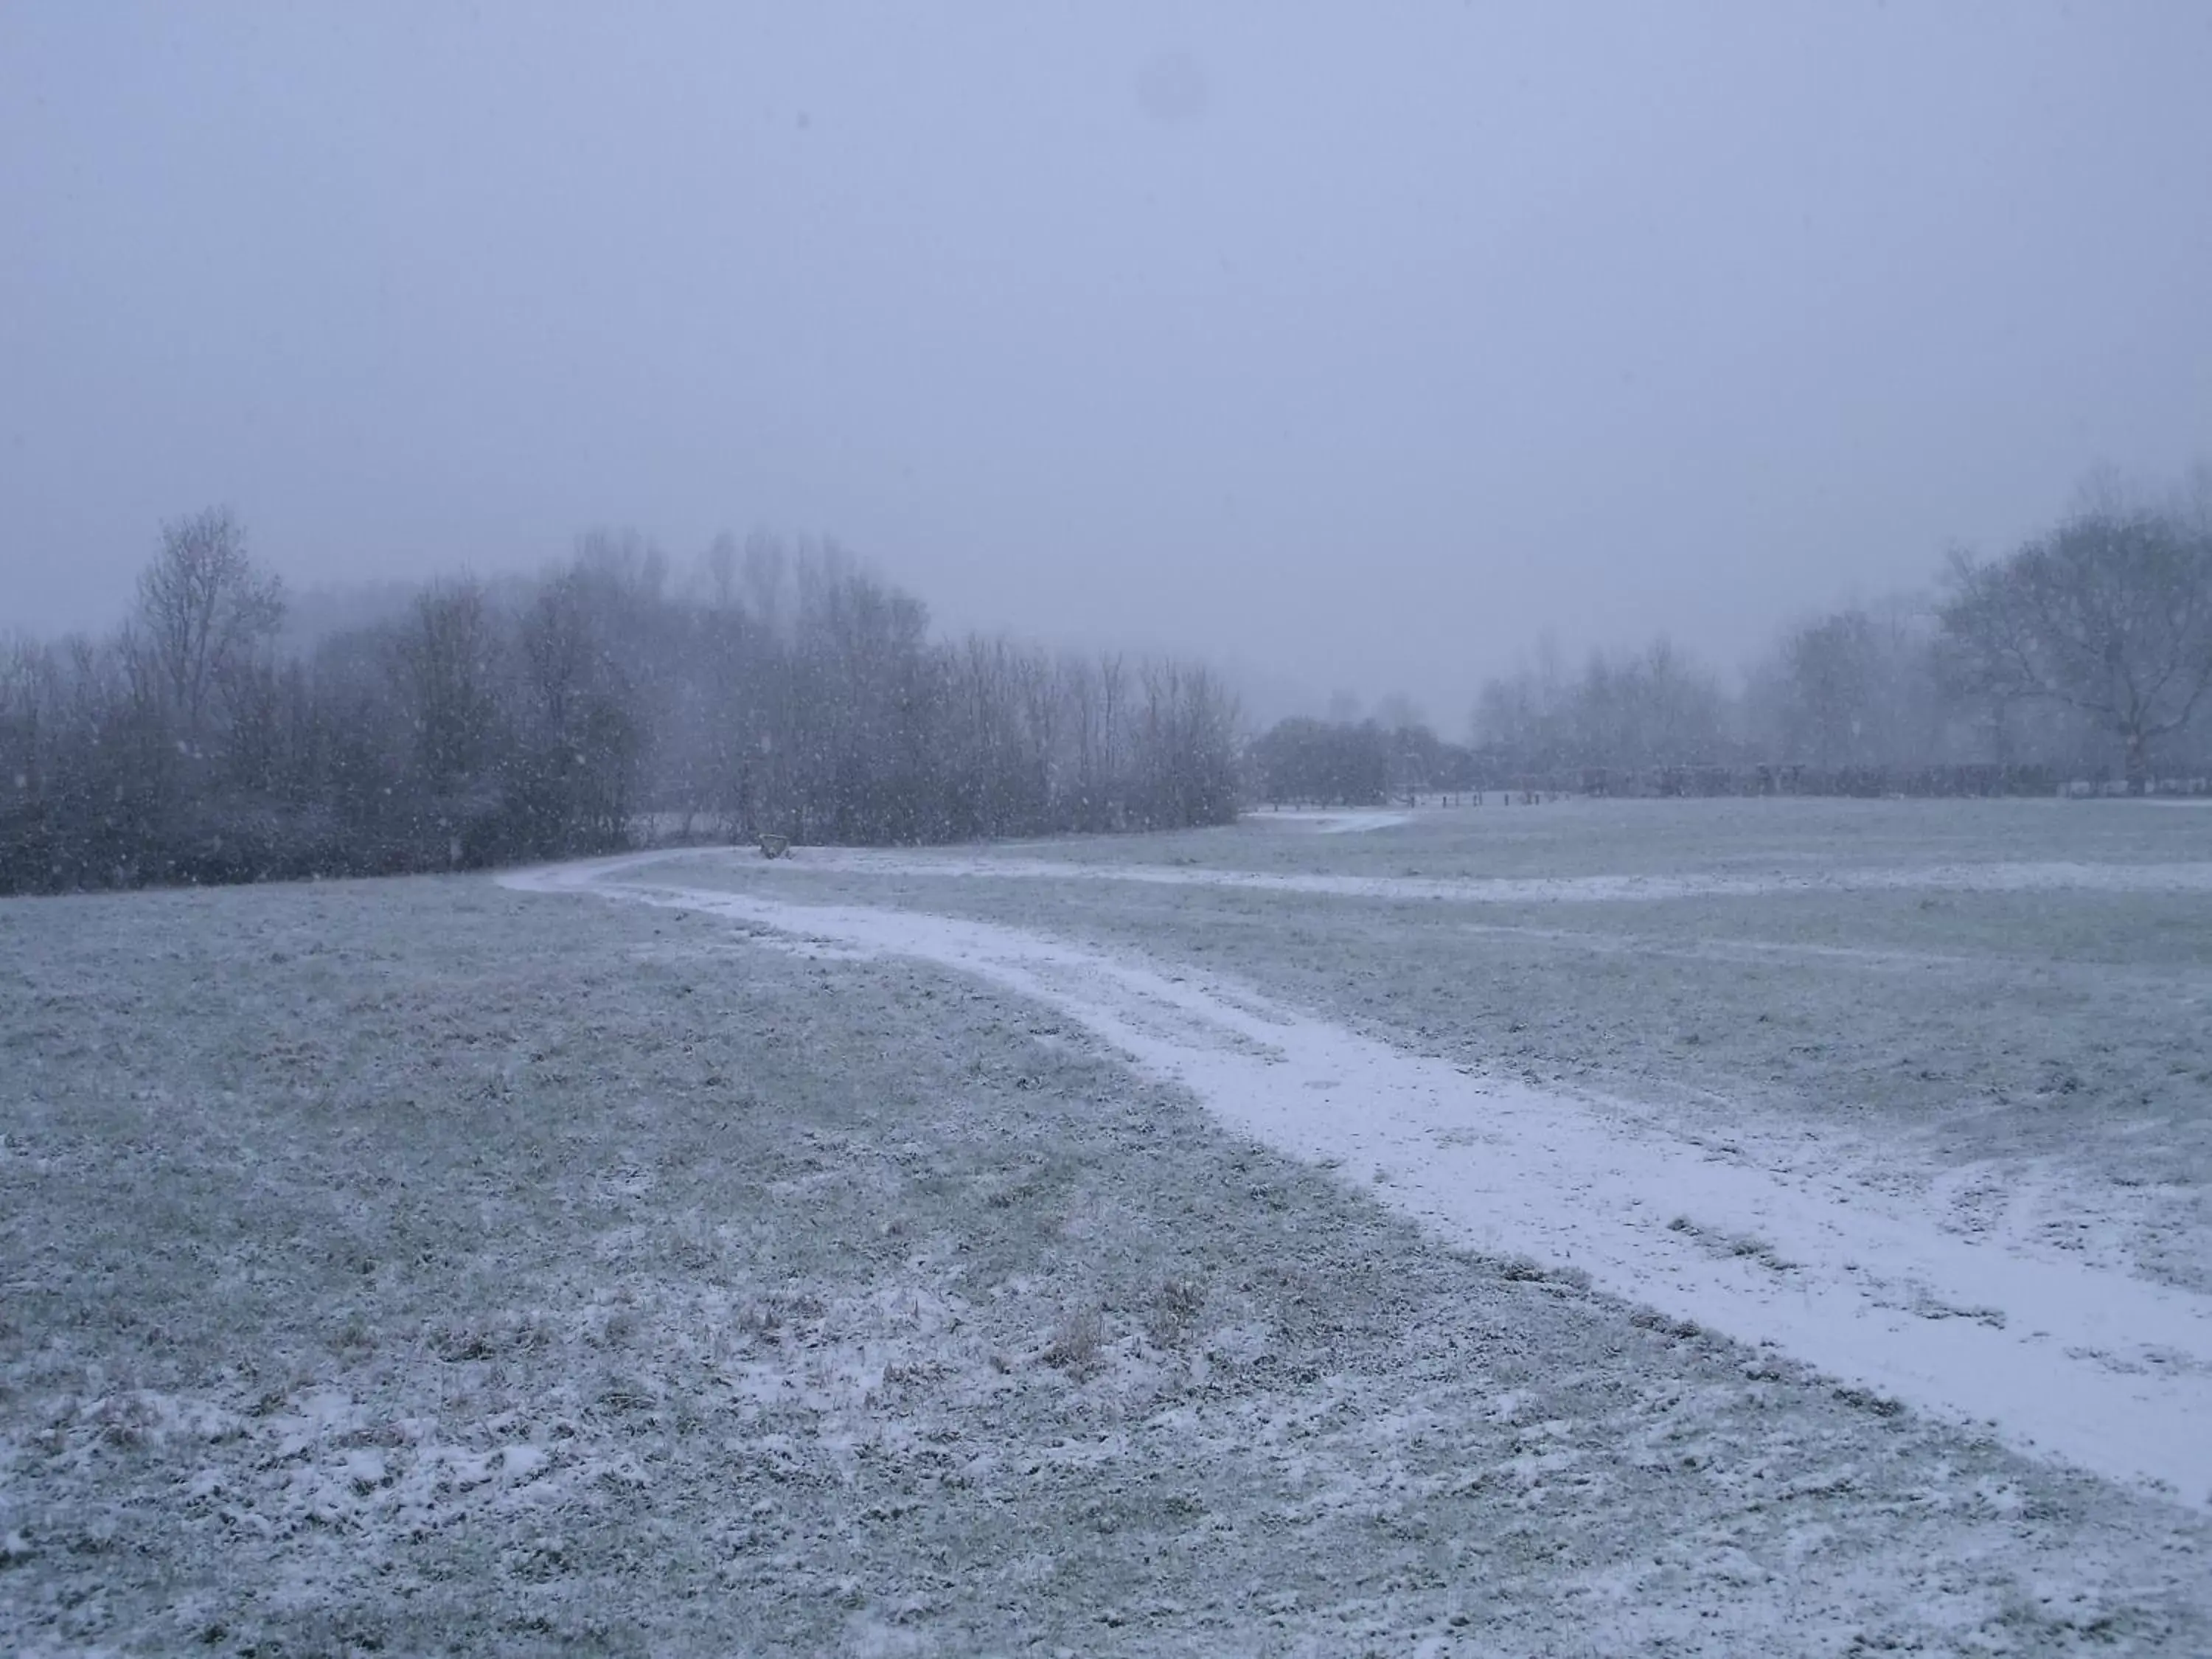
[644, 799, 2212, 1302]
[4, 799, 2211, 1654]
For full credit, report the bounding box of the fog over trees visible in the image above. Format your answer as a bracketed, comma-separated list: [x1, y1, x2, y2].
[6, 470, 2210, 892]
[0, 524, 1239, 895]
[1267, 470, 2212, 804]
[1939, 473, 2212, 793]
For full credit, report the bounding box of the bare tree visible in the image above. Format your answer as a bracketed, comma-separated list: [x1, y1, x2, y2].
[135, 507, 285, 735]
[0, 635, 50, 821]
[742, 531, 790, 636]
[702, 531, 741, 611]
[10, 515, 1247, 892]
[1374, 692, 1426, 734]
[393, 579, 504, 795]
[1764, 608, 1944, 769]
[1941, 492, 2212, 791]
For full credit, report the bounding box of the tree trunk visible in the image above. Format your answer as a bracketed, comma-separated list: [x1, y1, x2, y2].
[2125, 728, 2150, 796]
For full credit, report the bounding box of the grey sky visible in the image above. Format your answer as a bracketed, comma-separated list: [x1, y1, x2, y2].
[4, 2, 2208, 726]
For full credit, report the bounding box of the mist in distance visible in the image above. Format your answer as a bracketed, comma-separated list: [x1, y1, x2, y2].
[4, 1, 2209, 723]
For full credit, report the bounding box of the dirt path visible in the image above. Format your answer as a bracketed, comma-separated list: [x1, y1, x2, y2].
[504, 852, 2212, 1508]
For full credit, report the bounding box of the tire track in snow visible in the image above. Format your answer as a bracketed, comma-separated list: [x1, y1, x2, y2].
[504, 853, 2212, 1507]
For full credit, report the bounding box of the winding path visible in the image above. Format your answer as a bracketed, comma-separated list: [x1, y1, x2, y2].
[503, 849, 2212, 1508]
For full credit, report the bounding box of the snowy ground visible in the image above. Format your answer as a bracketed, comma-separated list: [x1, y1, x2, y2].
[509, 854, 2212, 1506]
[4, 799, 2211, 1653]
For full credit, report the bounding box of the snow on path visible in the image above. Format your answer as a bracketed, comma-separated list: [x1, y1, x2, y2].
[1250, 810, 1414, 834]
[739, 846, 2212, 906]
[503, 855, 2212, 1508]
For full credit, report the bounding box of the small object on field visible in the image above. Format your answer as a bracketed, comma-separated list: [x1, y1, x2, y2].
[759, 834, 790, 860]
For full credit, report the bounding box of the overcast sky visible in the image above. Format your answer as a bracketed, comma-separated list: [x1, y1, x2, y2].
[4, 2, 2208, 723]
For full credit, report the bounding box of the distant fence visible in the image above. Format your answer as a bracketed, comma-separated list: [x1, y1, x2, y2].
[1241, 765, 2212, 814]
[1405, 765, 2212, 801]
[2060, 776, 2212, 799]
[1573, 763, 2063, 799]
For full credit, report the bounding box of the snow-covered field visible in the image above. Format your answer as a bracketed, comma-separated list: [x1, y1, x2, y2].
[5, 798, 2211, 1653]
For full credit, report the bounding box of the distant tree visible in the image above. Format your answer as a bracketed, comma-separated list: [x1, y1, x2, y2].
[392, 579, 505, 797]
[1757, 597, 1977, 773]
[742, 531, 790, 637]
[1381, 719, 1460, 802]
[5, 513, 1248, 894]
[1134, 660, 1241, 827]
[1470, 671, 1562, 779]
[1622, 637, 1728, 768]
[1373, 692, 1426, 734]
[507, 571, 644, 854]
[1568, 639, 1726, 773]
[1252, 717, 1388, 806]
[1473, 636, 1728, 787]
[1778, 611, 1882, 767]
[702, 531, 741, 611]
[135, 507, 285, 735]
[1941, 488, 2212, 791]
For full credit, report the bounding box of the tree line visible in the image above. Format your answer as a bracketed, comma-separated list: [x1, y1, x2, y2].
[0, 514, 1242, 894]
[1260, 470, 2212, 802]
[10, 468, 2208, 892]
